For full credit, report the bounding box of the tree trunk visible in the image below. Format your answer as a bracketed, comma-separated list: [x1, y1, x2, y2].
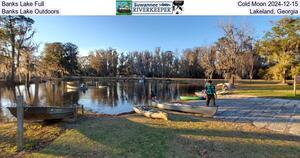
[10, 46, 16, 83]
[16, 48, 21, 68]
[281, 70, 286, 84]
[294, 75, 297, 96]
[282, 78, 286, 84]
[26, 72, 30, 86]
[33, 81, 39, 106]
[209, 72, 213, 79]
[26, 85, 31, 103]
[0, 87, 2, 107]
[230, 75, 235, 86]
[9, 18, 16, 84]
[249, 73, 253, 84]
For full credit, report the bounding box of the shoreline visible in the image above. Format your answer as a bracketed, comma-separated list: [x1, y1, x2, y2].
[2, 102, 300, 157]
[0, 77, 293, 86]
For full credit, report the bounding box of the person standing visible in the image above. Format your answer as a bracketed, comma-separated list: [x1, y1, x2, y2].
[205, 80, 216, 107]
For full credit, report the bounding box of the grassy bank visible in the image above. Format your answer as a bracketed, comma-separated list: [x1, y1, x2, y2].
[0, 122, 63, 158]
[28, 113, 300, 158]
[234, 80, 300, 99]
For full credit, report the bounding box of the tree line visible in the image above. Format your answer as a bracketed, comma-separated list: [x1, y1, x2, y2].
[0, 16, 299, 84]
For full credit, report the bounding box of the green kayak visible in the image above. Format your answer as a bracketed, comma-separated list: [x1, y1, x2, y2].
[180, 96, 202, 101]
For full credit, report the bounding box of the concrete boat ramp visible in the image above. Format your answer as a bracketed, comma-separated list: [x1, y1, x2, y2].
[186, 95, 300, 136]
[214, 96, 300, 136]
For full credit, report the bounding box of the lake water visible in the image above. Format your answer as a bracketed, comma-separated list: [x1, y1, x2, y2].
[0, 80, 205, 121]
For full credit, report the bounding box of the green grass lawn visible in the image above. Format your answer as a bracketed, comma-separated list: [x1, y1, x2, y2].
[233, 80, 300, 99]
[28, 113, 300, 158]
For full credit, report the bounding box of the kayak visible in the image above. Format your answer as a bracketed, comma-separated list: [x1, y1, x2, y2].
[194, 92, 207, 99]
[133, 105, 168, 120]
[66, 84, 78, 89]
[67, 84, 88, 90]
[194, 92, 202, 97]
[151, 101, 217, 117]
[180, 96, 203, 101]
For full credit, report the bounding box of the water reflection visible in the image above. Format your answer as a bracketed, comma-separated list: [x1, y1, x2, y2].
[0, 80, 203, 119]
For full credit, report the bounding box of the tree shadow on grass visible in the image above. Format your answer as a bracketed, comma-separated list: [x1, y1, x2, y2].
[32, 113, 300, 158]
[0, 122, 63, 158]
[166, 111, 211, 122]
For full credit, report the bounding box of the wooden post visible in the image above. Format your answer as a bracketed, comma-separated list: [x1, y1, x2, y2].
[16, 96, 24, 151]
[148, 82, 151, 105]
[81, 105, 84, 115]
[74, 106, 77, 120]
[0, 87, 2, 107]
[33, 81, 39, 106]
[61, 81, 64, 95]
[52, 83, 55, 106]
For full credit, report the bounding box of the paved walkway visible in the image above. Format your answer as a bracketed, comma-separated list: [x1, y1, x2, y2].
[212, 95, 300, 136]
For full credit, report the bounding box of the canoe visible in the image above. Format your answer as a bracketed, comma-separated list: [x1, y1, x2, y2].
[133, 105, 168, 120]
[216, 90, 231, 95]
[66, 88, 76, 93]
[67, 84, 88, 90]
[180, 96, 202, 101]
[194, 92, 206, 99]
[66, 81, 77, 85]
[151, 101, 217, 117]
[194, 92, 202, 97]
[66, 84, 78, 89]
[7, 106, 76, 120]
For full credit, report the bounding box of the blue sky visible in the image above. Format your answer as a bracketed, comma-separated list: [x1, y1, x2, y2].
[31, 16, 283, 56]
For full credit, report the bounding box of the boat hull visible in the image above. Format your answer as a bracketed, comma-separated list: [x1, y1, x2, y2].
[66, 84, 88, 91]
[66, 85, 78, 89]
[7, 106, 75, 120]
[151, 101, 217, 116]
[194, 92, 207, 98]
[133, 106, 168, 120]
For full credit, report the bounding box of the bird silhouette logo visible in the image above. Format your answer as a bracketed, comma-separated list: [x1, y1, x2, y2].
[173, 0, 184, 14]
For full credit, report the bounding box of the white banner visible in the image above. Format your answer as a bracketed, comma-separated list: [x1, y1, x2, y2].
[0, 0, 299, 15]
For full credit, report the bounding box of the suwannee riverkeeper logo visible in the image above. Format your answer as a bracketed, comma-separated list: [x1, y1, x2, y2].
[116, 0, 184, 15]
